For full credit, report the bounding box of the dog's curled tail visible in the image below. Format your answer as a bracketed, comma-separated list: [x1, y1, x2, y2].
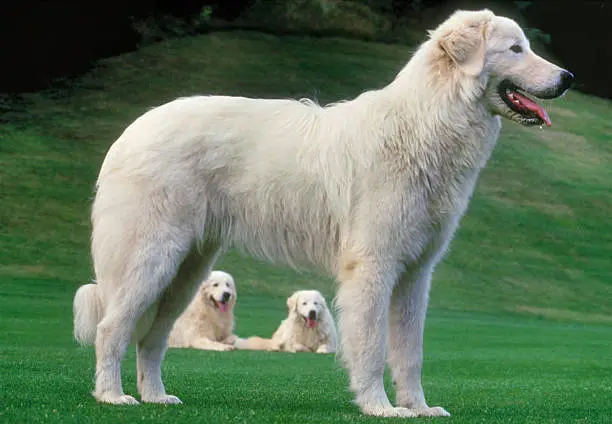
[73, 283, 104, 345]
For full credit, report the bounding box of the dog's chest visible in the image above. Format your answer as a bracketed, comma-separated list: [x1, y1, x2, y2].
[294, 325, 323, 350]
[198, 312, 232, 341]
[396, 157, 487, 263]
[419, 123, 500, 224]
[430, 167, 481, 218]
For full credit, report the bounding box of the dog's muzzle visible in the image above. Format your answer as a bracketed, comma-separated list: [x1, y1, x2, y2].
[304, 310, 318, 328]
[221, 292, 231, 303]
[558, 70, 575, 95]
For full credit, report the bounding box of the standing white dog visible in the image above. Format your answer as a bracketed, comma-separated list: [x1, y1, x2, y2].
[167, 270, 237, 351]
[73, 9, 573, 417]
[235, 290, 337, 353]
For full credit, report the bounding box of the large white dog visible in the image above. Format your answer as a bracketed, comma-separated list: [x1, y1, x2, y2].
[73, 9, 573, 418]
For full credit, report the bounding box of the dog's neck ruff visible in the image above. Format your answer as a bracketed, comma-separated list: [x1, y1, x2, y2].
[371, 41, 500, 177]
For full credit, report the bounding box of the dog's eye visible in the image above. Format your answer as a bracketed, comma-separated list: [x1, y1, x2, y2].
[302, 302, 307, 306]
[213, 283, 219, 287]
[314, 301, 318, 305]
[510, 44, 523, 53]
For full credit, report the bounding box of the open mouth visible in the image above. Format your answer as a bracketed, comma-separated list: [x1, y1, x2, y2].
[211, 296, 229, 313]
[498, 80, 551, 127]
[303, 316, 318, 328]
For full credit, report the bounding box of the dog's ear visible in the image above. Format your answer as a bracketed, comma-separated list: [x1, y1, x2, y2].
[436, 9, 494, 76]
[317, 293, 327, 309]
[287, 292, 299, 312]
[231, 285, 238, 304]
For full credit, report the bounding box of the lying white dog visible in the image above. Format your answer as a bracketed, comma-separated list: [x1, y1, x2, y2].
[235, 290, 337, 353]
[73, 9, 573, 417]
[167, 271, 237, 351]
[274, 290, 337, 353]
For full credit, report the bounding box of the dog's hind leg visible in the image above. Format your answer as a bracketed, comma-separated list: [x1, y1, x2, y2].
[92, 229, 192, 405]
[335, 254, 416, 418]
[136, 246, 220, 403]
[387, 264, 450, 417]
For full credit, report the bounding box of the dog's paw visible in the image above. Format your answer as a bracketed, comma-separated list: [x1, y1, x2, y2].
[94, 392, 140, 405]
[217, 343, 236, 351]
[316, 345, 334, 354]
[414, 406, 451, 417]
[142, 394, 183, 405]
[293, 343, 309, 352]
[362, 406, 418, 418]
[223, 335, 237, 345]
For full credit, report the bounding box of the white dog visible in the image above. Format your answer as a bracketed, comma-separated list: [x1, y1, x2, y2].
[73, 9, 572, 417]
[235, 290, 337, 353]
[167, 271, 237, 351]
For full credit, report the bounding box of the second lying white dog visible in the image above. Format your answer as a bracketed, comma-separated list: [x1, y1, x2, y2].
[168, 271, 237, 351]
[236, 290, 337, 353]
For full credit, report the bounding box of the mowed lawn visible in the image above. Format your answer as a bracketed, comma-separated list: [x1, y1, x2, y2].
[1, 278, 610, 423]
[1, 31, 611, 423]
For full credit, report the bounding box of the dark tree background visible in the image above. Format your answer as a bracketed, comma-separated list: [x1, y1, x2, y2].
[1, 0, 610, 99]
[521, 0, 612, 100]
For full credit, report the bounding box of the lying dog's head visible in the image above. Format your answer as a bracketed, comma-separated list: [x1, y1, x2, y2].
[286, 290, 328, 329]
[198, 270, 236, 313]
[430, 9, 573, 127]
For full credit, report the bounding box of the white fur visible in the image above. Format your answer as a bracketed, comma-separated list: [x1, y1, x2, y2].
[236, 290, 337, 353]
[73, 283, 104, 345]
[167, 270, 237, 351]
[73, 9, 571, 416]
[274, 290, 338, 353]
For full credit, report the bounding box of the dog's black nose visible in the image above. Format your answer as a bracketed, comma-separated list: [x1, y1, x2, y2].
[308, 310, 317, 320]
[221, 292, 231, 302]
[559, 70, 574, 91]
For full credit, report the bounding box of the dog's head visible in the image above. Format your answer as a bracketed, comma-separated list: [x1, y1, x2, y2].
[286, 290, 328, 329]
[430, 9, 573, 127]
[198, 270, 236, 313]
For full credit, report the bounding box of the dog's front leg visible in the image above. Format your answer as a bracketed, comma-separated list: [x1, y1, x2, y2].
[222, 335, 237, 345]
[291, 342, 310, 352]
[335, 255, 416, 418]
[191, 337, 236, 351]
[387, 265, 450, 417]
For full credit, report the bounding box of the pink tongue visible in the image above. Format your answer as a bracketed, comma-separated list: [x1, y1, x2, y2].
[512, 91, 552, 126]
[217, 302, 228, 313]
[306, 318, 318, 328]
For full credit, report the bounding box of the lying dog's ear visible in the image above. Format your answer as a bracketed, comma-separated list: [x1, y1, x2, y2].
[318, 294, 327, 310]
[435, 9, 494, 76]
[287, 292, 299, 312]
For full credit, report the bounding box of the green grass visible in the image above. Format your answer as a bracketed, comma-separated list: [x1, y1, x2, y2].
[2, 280, 611, 423]
[1, 31, 611, 422]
